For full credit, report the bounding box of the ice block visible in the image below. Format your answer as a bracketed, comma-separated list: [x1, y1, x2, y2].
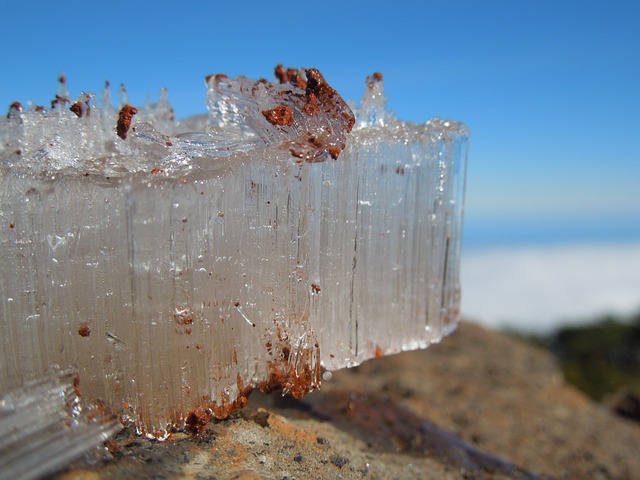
[0, 67, 468, 438]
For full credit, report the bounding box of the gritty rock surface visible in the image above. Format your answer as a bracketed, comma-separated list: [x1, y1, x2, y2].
[54, 322, 640, 479]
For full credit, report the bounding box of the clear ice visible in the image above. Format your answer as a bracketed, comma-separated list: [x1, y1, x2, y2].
[0, 366, 121, 480]
[0, 67, 468, 437]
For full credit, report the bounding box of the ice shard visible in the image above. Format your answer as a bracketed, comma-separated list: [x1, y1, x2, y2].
[0, 67, 468, 438]
[0, 367, 121, 480]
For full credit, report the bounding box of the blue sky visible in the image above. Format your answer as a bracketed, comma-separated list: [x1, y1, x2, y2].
[2, 0, 639, 249]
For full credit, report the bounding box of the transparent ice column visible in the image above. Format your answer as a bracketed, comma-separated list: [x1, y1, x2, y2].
[0, 68, 468, 437]
[310, 119, 468, 370]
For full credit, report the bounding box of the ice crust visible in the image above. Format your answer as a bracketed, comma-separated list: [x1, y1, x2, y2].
[0, 68, 468, 437]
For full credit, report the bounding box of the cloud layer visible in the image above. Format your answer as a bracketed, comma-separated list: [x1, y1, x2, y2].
[461, 242, 640, 332]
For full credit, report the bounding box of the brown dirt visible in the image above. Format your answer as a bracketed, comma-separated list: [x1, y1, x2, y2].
[54, 321, 640, 479]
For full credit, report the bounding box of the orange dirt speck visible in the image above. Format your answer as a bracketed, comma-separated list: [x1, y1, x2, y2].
[6, 101, 21, 119]
[69, 101, 89, 118]
[116, 105, 138, 140]
[173, 307, 194, 325]
[185, 409, 213, 435]
[262, 105, 293, 126]
[69, 102, 82, 117]
[73, 373, 81, 397]
[327, 147, 341, 160]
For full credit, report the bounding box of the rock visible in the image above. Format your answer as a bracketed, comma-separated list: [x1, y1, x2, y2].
[605, 389, 640, 422]
[53, 322, 640, 479]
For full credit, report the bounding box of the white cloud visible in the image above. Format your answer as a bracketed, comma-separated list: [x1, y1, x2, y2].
[460, 242, 640, 332]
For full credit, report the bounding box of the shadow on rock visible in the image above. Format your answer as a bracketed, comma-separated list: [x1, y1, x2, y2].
[303, 390, 540, 479]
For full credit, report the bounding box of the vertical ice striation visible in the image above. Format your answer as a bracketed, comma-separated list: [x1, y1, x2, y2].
[0, 367, 121, 480]
[311, 73, 467, 369]
[0, 67, 468, 437]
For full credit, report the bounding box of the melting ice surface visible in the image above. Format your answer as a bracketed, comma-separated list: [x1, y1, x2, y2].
[0, 67, 468, 438]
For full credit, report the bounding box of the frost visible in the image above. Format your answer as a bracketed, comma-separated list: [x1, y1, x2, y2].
[0, 66, 468, 438]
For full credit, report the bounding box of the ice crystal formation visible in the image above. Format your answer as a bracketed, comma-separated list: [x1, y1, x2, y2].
[0, 67, 468, 438]
[0, 367, 121, 480]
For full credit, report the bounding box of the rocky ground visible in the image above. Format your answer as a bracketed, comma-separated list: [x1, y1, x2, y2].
[53, 322, 640, 479]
